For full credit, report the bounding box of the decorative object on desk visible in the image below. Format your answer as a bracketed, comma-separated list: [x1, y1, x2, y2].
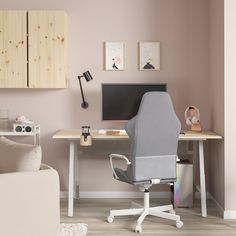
[106, 130, 120, 136]
[106, 130, 127, 136]
[98, 129, 107, 135]
[15, 115, 34, 124]
[80, 126, 92, 146]
[0, 109, 9, 131]
[185, 106, 202, 132]
[104, 42, 124, 70]
[77, 71, 93, 109]
[139, 41, 161, 70]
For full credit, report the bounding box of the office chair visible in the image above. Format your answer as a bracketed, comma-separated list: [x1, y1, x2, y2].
[107, 92, 183, 233]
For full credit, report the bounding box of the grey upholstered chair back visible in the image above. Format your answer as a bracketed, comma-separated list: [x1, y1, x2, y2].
[125, 92, 181, 182]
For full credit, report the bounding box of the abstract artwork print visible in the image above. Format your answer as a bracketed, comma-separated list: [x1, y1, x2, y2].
[105, 42, 124, 71]
[139, 42, 160, 71]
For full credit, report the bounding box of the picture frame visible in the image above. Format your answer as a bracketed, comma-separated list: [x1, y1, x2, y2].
[139, 42, 160, 71]
[104, 42, 125, 71]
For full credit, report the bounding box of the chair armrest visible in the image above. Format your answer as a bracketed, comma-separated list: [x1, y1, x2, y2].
[109, 154, 131, 179]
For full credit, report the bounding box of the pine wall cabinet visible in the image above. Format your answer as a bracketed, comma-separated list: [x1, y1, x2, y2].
[0, 11, 67, 88]
[0, 11, 27, 88]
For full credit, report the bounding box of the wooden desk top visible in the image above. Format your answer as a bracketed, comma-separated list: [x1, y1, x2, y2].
[53, 129, 222, 141]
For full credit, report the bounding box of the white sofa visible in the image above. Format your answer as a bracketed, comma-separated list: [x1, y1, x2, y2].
[0, 164, 60, 236]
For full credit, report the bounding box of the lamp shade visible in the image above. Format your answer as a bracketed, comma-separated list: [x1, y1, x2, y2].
[83, 71, 93, 82]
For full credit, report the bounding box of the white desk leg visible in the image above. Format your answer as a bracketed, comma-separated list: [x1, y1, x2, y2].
[34, 134, 36, 145]
[192, 141, 198, 202]
[199, 140, 207, 217]
[68, 141, 75, 217]
[34, 132, 40, 145]
[74, 143, 78, 198]
[37, 132, 40, 145]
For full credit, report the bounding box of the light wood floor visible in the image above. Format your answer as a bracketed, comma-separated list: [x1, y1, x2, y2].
[60, 199, 236, 236]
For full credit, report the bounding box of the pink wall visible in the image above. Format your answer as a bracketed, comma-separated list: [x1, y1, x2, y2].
[209, 0, 224, 137]
[208, 0, 224, 210]
[0, 0, 210, 192]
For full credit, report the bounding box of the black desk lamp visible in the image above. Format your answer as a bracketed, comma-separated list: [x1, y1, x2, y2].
[77, 71, 93, 109]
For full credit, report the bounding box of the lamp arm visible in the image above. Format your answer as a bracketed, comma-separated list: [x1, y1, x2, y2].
[78, 76, 88, 108]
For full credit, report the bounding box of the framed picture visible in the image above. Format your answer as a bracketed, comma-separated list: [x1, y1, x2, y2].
[104, 42, 124, 71]
[139, 42, 160, 70]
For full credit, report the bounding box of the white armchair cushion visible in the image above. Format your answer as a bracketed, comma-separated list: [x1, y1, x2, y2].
[0, 164, 60, 236]
[0, 136, 42, 173]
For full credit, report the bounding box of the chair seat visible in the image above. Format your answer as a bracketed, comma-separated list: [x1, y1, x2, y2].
[114, 168, 176, 185]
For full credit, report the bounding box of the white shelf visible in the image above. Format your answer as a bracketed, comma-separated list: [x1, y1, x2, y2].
[0, 130, 40, 145]
[0, 130, 39, 136]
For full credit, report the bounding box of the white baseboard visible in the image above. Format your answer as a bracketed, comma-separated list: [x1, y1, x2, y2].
[207, 192, 224, 218]
[80, 191, 172, 198]
[223, 211, 236, 219]
[60, 191, 236, 219]
[207, 192, 236, 219]
[60, 191, 171, 199]
[60, 191, 208, 199]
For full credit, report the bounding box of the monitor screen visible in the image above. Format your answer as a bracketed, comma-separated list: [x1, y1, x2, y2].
[102, 83, 167, 120]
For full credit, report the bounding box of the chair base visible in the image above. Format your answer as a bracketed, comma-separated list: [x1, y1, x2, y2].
[107, 191, 183, 233]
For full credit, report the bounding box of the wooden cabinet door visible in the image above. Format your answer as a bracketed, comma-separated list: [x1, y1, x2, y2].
[0, 11, 27, 88]
[28, 11, 67, 88]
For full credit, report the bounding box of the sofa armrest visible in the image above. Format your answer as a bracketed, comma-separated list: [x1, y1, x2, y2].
[0, 165, 60, 236]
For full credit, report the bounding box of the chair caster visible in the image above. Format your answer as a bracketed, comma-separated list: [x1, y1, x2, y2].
[176, 220, 184, 229]
[107, 215, 114, 223]
[135, 225, 142, 233]
[169, 209, 176, 214]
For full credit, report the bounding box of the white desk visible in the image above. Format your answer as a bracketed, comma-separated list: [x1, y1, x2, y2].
[0, 130, 40, 145]
[53, 129, 222, 217]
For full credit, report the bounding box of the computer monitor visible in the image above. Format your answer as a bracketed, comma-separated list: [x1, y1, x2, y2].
[102, 83, 167, 120]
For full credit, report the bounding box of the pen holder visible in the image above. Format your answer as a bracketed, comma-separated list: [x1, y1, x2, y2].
[80, 126, 92, 146]
[80, 134, 92, 146]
